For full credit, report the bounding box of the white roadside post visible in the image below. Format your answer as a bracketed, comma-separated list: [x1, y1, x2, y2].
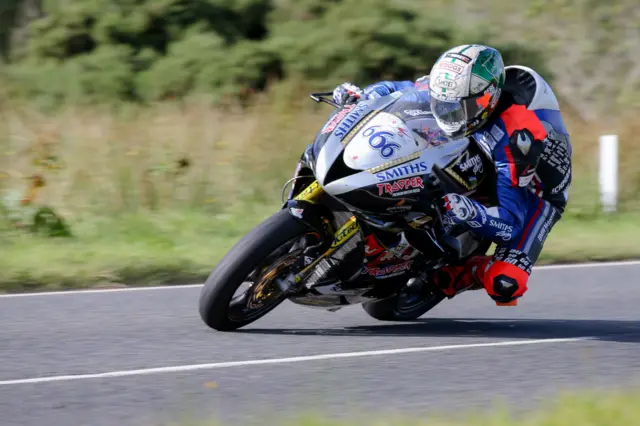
[599, 134, 619, 213]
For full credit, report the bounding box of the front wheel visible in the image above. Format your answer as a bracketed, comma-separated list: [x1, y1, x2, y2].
[198, 209, 319, 331]
[362, 284, 445, 321]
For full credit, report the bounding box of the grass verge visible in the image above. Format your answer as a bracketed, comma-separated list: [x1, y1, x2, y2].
[2, 206, 638, 293]
[0, 208, 272, 293]
[168, 389, 640, 425]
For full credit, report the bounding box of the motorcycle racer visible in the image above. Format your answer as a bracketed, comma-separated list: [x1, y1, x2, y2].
[332, 44, 572, 306]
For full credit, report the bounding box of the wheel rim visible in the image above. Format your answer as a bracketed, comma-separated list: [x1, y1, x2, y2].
[226, 233, 320, 323]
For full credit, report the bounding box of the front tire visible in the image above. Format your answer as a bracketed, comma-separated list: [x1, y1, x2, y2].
[198, 209, 316, 331]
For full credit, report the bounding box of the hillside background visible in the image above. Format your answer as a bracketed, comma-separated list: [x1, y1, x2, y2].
[0, 0, 638, 289]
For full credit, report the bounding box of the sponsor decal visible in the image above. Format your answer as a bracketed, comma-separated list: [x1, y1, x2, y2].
[490, 124, 505, 142]
[321, 104, 355, 134]
[551, 169, 571, 194]
[334, 104, 370, 138]
[294, 180, 322, 201]
[364, 261, 413, 279]
[537, 209, 557, 243]
[474, 130, 498, 157]
[490, 220, 514, 241]
[379, 235, 417, 262]
[519, 174, 535, 187]
[330, 217, 359, 248]
[376, 177, 424, 197]
[470, 75, 490, 94]
[444, 52, 472, 63]
[432, 92, 458, 102]
[364, 235, 385, 257]
[467, 221, 482, 228]
[489, 220, 513, 233]
[403, 109, 431, 117]
[386, 205, 412, 213]
[479, 207, 487, 223]
[444, 150, 487, 191]
[413, 128, 449, 147]
[495, 230, 512, 241]
[458, 153, 484, 173]
[375, 160, 428, 182]
[289, 208, 304, 219]
[435, 75, 457, 89]
[493, 247, 533, 274]
[437, 61, 464, 74]
[540, 134, 572, 194]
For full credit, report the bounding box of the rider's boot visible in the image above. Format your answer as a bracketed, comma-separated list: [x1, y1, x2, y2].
[425, 256, 490, 298]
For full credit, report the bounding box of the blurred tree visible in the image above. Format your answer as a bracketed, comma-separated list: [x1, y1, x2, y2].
[268, 0, 549, 87]
[4, 0, 547, 104]
[24, 0, 272, 59]
[0, 0, 44, 61]
[0, 0, 21, 61]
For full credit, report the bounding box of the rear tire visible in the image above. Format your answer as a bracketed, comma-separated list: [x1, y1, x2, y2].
[198, 209, 314, 331]
[362, 286, 445, 321]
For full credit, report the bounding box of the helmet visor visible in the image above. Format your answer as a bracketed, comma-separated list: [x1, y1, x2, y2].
[430, 95, 485, 136]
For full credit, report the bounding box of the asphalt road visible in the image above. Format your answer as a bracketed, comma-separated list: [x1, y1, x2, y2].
[2, 261, 640, 426]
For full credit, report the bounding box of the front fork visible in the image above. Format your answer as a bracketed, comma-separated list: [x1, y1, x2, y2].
[280, 178, 363, 294]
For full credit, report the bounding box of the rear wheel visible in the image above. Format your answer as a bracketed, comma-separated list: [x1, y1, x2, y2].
[198, 209, 320, 331]
[362, 283, 445, 321]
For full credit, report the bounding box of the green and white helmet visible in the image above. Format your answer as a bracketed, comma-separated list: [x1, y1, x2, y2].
[428, 44, 506, 138]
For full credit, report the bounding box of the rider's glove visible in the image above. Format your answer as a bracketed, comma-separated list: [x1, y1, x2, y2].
[333, 82, 364, 106]
[442, 193, 484, 226]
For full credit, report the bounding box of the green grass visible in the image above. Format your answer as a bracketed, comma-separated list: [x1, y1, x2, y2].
[0, 207, 273, 292]
[539, 212, 640, 263]
[2, 204, 638, 293]
[167, 389, 640, 425]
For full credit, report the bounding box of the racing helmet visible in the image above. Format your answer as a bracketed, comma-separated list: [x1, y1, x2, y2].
[428, 44, 505, 138]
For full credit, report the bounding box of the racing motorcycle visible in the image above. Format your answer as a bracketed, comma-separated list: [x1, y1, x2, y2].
[198, 86, 497, 331]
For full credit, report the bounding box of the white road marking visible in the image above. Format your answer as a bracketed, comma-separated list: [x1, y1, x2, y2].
[534, 260, 640, 271]
[0, 283, 204, 298]
[1, 259, 638, 299]
[0, 337, 592, 386]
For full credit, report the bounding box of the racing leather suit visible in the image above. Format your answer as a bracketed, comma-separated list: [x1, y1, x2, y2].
[360, 66, 572, 305]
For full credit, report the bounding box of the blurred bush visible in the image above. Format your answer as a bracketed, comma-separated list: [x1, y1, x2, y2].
[0, 132, 72, 237]
[1, 0, 549, 104]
